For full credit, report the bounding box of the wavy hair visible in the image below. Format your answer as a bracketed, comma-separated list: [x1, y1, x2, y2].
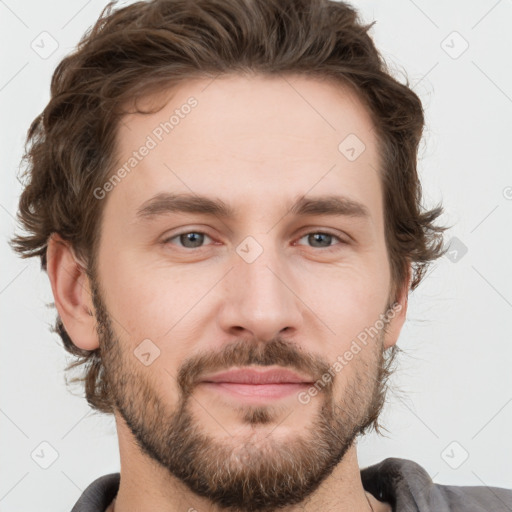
[11, 0, 446, 414]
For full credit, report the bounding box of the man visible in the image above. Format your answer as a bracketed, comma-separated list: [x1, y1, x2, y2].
[10, 0, 512, 511]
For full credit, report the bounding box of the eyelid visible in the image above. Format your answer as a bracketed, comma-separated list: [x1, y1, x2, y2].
[293, 231, 349, 250]
[161, 228, 216, 246]
[294, 226, 351, 244]
[161, 226, 351, 251]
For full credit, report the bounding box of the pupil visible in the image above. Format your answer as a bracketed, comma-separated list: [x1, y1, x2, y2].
[311, 233, 330, 247]
[182, 232, 203, 247]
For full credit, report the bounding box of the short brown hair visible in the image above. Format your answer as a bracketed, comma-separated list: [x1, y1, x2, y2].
[11, 0, 446, 413]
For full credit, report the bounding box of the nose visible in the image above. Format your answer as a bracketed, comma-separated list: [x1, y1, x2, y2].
[217, 239, 304, 341]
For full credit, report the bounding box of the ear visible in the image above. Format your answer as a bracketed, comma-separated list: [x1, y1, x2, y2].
[382, 264, 410, 350]
[46, 233, 99, 351]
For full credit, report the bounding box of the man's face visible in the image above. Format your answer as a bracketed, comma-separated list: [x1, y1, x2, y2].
[90, 74, 403, 511]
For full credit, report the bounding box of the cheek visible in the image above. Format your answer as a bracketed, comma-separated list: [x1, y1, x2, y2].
[299, 258, 390, 338]
[97, 225, 224, 383]
[98, 247, 216, 344]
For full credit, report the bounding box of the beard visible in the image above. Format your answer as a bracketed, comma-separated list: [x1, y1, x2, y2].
[90, 276, 394, 512]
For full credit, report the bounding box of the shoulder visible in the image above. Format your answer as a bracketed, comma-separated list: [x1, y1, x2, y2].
[361, 457, 512, 512]
[433, 481, 512, 511]
[70, 473, 120, 512]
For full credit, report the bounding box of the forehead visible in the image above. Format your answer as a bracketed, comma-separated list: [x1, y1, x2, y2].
[107, 74, 381, 225]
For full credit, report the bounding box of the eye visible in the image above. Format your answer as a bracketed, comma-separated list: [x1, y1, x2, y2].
[295, 231, 346, 250]
[162, 229, 347, 251]
[163, 231, 213, 249]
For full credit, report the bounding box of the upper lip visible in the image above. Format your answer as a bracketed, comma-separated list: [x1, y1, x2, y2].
[201, 367, 314, 385]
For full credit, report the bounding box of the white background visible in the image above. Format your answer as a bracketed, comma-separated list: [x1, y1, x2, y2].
[1, 1, 511, 510]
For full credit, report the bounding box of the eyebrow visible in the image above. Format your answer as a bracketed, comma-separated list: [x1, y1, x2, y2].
[135, 192, 370, 221]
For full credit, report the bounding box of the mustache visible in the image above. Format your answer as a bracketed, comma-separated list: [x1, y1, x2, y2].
[177, 337, 333, 397]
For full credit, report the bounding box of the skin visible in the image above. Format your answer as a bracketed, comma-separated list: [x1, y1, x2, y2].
[47, 74, 409, 511]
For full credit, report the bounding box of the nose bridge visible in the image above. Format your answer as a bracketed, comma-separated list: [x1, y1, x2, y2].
[219, 234, 302, 337]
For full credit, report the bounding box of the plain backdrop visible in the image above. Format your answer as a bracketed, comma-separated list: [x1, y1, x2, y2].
[1, 1, 511, 510]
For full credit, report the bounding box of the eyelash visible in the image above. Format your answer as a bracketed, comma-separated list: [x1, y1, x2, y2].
[162, 229, 348, 251]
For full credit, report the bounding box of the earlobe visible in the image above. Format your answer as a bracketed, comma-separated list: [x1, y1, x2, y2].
[46, 233, 99, 351]
[382, 265, 410, 350]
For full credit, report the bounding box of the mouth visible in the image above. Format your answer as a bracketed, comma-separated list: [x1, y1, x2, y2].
[199, 367, 315, 401]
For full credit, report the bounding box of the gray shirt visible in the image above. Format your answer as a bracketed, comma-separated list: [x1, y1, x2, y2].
[70, 457, 512, 511]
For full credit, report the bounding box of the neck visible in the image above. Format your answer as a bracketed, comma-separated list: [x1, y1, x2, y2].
[109, 414, 390, 512]
[108, 491, 381, 512]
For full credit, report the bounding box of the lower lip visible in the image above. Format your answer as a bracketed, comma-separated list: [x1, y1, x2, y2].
[200, 382, 311, 401]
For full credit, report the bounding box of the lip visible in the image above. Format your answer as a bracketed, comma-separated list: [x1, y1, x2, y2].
[199, 367, 314, 402]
